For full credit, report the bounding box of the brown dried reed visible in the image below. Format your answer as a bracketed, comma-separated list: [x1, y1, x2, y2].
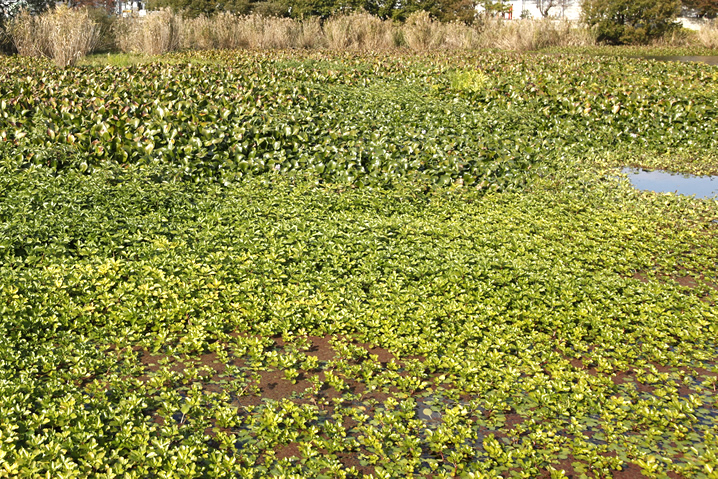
[7, 5, 100, 66]
[114, 9, 181, 56]
[697, 20, 718, 49]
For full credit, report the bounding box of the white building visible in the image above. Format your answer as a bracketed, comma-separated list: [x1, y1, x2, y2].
[508, 0, 582, 20]
[117, 0, 147, 16]
[475, 1, 582, 20]
[478, 0, 703, 30]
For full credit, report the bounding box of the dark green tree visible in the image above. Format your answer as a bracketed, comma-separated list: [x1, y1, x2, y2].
[252, 1, 290, 16]
[682, 0, 718, 18]
[582, 0, 681, 44]
[148, 0, 256, 17]
[372, 0, 477, 22]
[360, 0, 398, 19]
[2, 0, 57, 16]
[437, 0, 477, 23]
[410, 0, 477, 22]
[476, 0, 509, 16]
[146, 0, 480, 21]
[286, 0, 346, 18]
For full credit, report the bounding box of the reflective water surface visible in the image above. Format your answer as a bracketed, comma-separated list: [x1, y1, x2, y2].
[637, 56, 718, 66]
[623, 168, 718, 199]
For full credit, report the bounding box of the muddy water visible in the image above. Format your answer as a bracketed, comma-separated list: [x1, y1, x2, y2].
[623, 168, 718, 199]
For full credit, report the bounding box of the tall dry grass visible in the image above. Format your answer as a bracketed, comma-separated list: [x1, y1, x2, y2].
[180, 14, 323, 50]
[697, 20, 718, 49]
[399, 13, 593, 51]
[7, 5, 99, 66]
[0, 22, 13, 54]
[401, 11, 447, 50]
[475, 16, 594, 51]
[181, 12, 244, 50]
[296, 17, 323, 49]
[45, 6, 101, 66]
[247, 15, 302, 49]
[112, 11, 594, 54]
[324, 13, 395, 50]
[115, 8, 181, 55]
[647, 21, 718, 49]
[650, 27, 696, 48]
[5, 10, 45, 57]
[442, 20, 479, 49]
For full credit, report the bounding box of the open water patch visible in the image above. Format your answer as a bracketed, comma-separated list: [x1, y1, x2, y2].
[622, 168, 718, 199]
[634, 55, 718, 66]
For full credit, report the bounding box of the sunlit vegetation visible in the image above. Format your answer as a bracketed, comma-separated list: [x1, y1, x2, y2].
[0, 50, 716, 478]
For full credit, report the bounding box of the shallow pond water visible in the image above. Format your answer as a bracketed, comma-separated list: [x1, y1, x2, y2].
[635, 55, 718, 66]
[623, 168, 718, 199]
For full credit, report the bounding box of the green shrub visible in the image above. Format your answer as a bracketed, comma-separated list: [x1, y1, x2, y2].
[449, 69, 489, 93]
[582, 0, 681, 45]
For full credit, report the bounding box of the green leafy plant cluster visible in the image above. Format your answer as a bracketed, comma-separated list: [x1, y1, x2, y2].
[0, 50, 717, 478]
[543, 45, 718, 57]
[439, 52, 718, 166]
[449, 69, 490, 93]
[0, 51, 542, 189]
[3, 49, 717, 186]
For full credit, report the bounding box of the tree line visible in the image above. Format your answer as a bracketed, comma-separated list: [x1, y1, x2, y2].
[3, 0, 715, 22]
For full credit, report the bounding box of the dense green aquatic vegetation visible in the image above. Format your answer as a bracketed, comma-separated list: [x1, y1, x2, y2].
[0, 50, 717, 478]
[543, 46, 718, 58]
[3, 50, 717, 182]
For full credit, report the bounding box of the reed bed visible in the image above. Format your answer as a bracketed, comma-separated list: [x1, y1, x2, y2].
[114, 8, 181, 55]
[14, 7, 718, 60]
[697, 19, 718, 49]
[6, 5, 99, 66]
[7, 8, 603, 62]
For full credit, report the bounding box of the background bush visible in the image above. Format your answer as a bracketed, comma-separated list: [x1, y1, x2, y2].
[582, 0, 682, 45]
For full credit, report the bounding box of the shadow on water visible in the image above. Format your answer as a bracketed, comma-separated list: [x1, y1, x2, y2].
[634, 55, 718, 66]
[623, 168, 718, 199]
